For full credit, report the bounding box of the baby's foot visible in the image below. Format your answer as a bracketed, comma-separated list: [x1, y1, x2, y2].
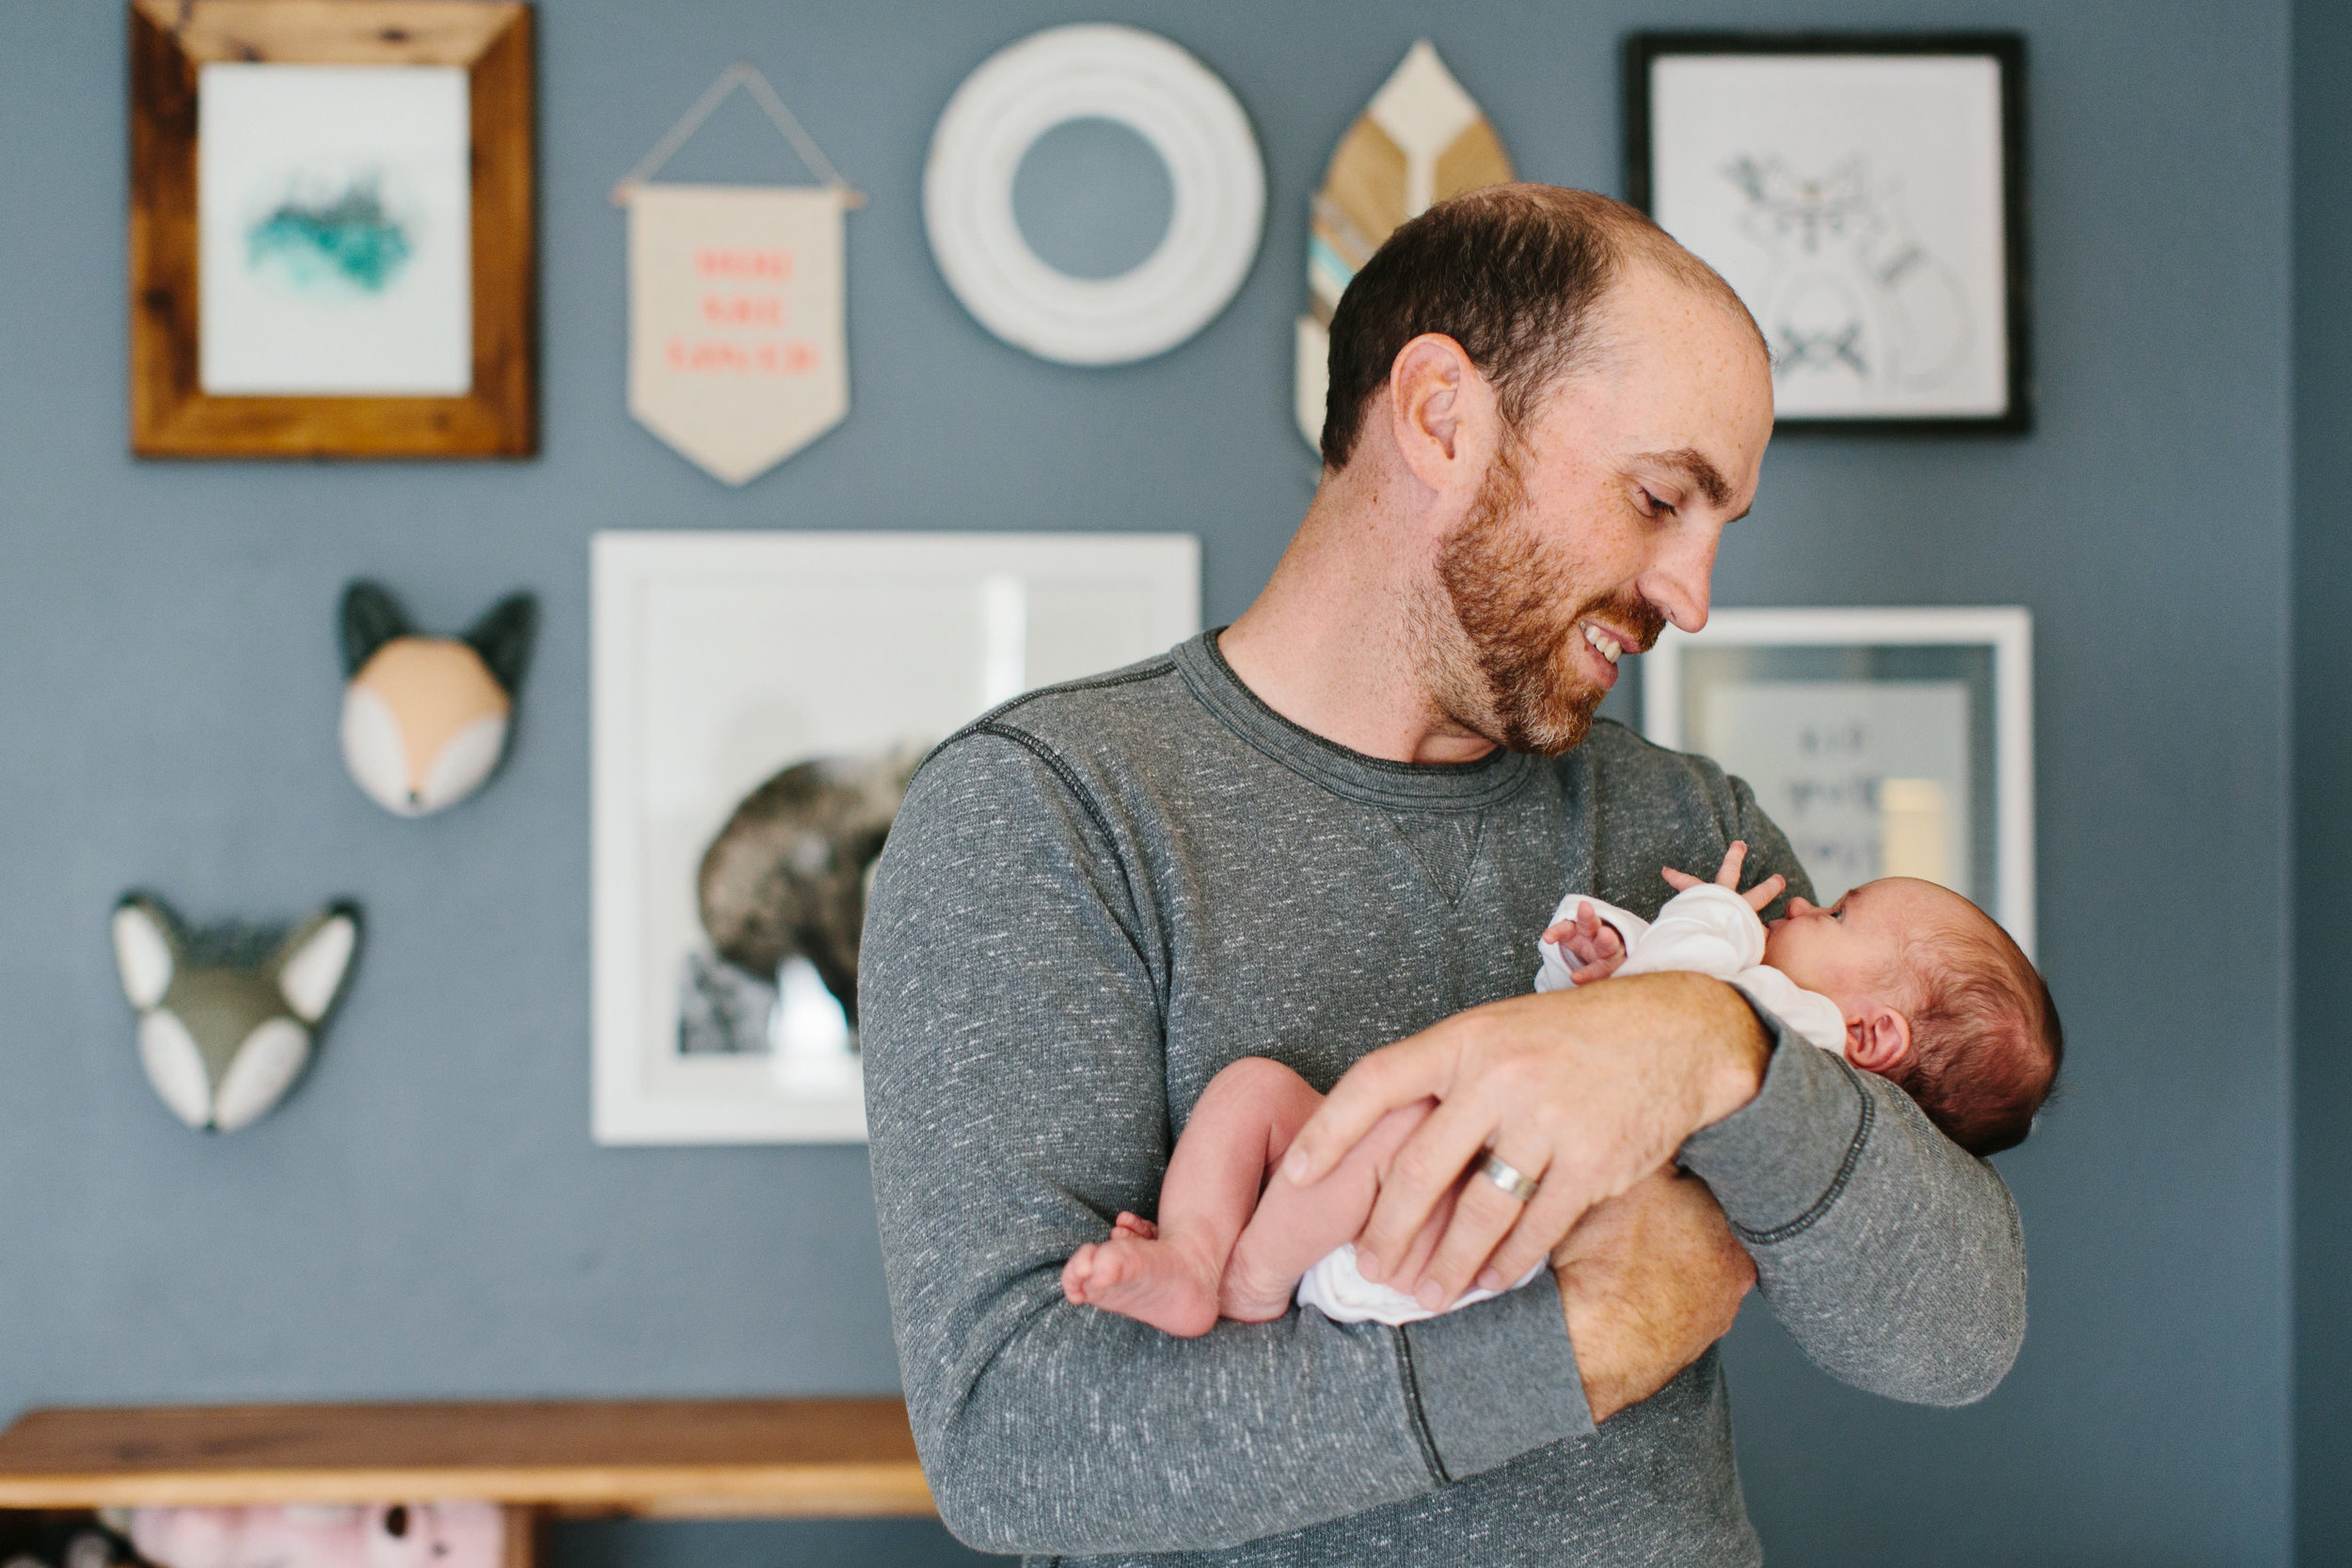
[1216, 1254, 1300, 1323]
[1061, 1213, 1219, 1338]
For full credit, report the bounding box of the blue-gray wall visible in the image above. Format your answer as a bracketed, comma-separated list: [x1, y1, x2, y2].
[0, 2, 2298, 1563]
[2294, 1, 2350, 1562]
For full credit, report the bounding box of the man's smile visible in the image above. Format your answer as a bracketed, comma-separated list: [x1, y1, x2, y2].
[1576, 619, 1645, 689]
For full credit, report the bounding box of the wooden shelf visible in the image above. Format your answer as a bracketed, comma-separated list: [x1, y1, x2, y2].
[0, 1400, 932, 1519]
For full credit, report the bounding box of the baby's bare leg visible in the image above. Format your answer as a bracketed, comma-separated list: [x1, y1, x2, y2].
[1061, 1057, 1325, 1338]
[1217, 1096, 1438, 1322]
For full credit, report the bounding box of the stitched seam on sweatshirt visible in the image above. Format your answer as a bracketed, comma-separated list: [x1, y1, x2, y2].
[954, 722, 1161, 1011]
[1391, 1327, 1454, 1486]
[928, 660, 1180, 762]
[1732, 1064, 1876, 1247]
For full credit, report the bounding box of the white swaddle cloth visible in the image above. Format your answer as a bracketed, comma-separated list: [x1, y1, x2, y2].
[1295, 881, 1848, 1326]
[1295, 1243, 1547, 1325]
[1533, 882, 1851, 1055]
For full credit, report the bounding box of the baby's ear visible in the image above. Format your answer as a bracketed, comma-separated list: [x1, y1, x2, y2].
[1845, 1006, 1912, 1073]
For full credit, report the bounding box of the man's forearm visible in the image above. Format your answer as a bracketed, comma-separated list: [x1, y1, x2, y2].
[1553, 1166, 1756, 1421]
[1677, 1026, 2027, 1404]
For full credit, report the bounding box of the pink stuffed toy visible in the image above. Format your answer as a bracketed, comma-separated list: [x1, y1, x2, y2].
[129, 1504, 501, 1568]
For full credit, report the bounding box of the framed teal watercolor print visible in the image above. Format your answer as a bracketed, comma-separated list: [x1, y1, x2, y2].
[129, 1, 535, 458]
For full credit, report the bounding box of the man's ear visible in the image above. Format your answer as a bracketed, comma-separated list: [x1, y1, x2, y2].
[1387, 333, 1499, 497]
[1845, 1006, 1913, 1073]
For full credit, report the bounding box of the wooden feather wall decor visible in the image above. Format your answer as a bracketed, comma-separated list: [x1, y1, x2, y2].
[1296, 41, 1517, 452]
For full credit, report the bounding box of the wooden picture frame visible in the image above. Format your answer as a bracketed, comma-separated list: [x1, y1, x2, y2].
[1625, 32, 2031, 435]
[130, 0, 536, 458]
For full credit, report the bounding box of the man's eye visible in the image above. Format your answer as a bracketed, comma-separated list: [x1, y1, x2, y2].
[1639, 488, 1678, 517]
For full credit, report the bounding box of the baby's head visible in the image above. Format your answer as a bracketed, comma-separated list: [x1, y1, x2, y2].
[1762, 878, 2060, 1155]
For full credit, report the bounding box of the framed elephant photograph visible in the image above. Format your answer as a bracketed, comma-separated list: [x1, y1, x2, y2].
[590, 531, 1199, 1144]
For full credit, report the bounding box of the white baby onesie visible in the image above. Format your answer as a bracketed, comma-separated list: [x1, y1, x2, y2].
[1295, 882, 1850, 1327]
[1533, 882, 1851, 1055]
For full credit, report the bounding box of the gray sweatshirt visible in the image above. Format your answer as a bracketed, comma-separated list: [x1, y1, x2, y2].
[863, 633, 2026, 1566]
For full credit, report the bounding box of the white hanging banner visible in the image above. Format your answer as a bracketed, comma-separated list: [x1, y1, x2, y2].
[627, 184, 849, 484]
[614, 64, 859, 485]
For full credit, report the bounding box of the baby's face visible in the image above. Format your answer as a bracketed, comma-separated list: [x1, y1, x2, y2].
[1760, 878, 1962, 1020]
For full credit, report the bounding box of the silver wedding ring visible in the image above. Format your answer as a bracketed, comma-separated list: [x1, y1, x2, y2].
[1481, 1153, 1539, 1203]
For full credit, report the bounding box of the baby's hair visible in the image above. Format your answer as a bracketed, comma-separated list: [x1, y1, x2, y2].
[1886, 903, 2062, 1157]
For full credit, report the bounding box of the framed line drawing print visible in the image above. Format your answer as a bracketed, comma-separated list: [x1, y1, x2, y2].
[1642, 608, 2034, 958]
[593, 531, 1200, 1145]
[129, 1, 536, 457]
[1626, 33, 2030, 432]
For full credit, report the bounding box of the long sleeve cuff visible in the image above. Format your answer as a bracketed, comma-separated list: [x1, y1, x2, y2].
[1677, 999, 1872, 1243]
[1397, 1266, 1592, 1478]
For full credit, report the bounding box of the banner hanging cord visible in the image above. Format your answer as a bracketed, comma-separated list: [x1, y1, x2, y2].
[612, 62, 861, 207]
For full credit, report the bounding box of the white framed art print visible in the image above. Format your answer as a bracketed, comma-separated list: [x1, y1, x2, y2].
[1642, 607, 2034, 958]
[592, 531, 1200, 1145]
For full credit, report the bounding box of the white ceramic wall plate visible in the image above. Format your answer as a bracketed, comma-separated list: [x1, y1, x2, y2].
[923, 24, 1265, 366]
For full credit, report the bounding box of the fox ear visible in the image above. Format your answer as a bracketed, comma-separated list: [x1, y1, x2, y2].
[463, 593, 536, 696]
[111, 893, 182, 1009]
[272, 903, 361, 1023]
[341, 581, 413, 677]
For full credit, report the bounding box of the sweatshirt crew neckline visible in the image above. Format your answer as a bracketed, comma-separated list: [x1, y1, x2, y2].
[1171, 629, 1542, 815]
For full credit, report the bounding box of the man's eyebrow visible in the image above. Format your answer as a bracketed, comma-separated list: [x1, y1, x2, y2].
[1635, 448, 1735, 510]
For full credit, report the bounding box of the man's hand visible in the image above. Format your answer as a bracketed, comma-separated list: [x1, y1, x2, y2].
[1556, 1167, 1756, 1422]
[1280, 971, 1771, 1313]
[1541, 899, 1629, 984]
[1661, 839, 1786, 913]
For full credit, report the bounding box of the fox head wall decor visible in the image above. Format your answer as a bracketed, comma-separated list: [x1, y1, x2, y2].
[110, 894, 362, 1132]
[339, 581, 536, 817]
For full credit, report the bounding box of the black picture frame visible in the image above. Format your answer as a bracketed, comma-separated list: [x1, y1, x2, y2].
[1624, 31, 2031, 436]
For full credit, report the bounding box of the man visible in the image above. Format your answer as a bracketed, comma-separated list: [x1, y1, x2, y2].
[862, 186, 2024, 1565]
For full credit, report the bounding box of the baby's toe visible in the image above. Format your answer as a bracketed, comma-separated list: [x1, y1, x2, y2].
[1062, 1245, 1097, 1302]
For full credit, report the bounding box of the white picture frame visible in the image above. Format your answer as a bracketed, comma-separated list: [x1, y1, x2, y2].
[593, 531, 1201, 1145]
[1642, 607, 2034, 958]
[1626, 33, 2030, 431]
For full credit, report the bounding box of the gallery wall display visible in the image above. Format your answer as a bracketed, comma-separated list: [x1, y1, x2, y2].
[1626, 33, 2030, 433]
[111, 894, 363, 1132]
[592, 531, 1200, 1144]
[1295, 40, 1515, 451]
[924, 24, 1263, 366]
[339, 581, 536, 817]
[1642, 607, 2035, 957]
[614, 63, 861, 485]
[128, 0, 536, 457]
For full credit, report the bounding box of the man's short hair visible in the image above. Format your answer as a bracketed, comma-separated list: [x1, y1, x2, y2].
[1891, 911, 2064, 1157]
[1320, 183, 1756, 470]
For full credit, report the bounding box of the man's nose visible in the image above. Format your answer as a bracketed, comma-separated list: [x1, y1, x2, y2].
[1637, 524, 1723, 634]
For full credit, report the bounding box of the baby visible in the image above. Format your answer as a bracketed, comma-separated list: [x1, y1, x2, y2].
[1062, 844, 2062, 1338]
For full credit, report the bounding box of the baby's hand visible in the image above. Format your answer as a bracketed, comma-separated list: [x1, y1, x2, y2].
[1542, 899, 1629, 984]
[1661, 840, 1788, 914]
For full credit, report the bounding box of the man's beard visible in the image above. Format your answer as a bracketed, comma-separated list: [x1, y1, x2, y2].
[1433, 443, 1665, 756]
